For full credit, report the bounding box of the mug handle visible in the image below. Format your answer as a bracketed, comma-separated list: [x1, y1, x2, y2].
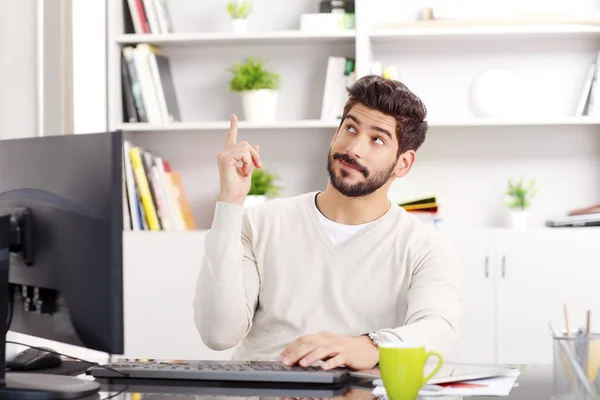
[422, 351, 444, 385]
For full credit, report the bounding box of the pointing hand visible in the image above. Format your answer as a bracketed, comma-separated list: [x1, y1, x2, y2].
[216, 114, 262, 205]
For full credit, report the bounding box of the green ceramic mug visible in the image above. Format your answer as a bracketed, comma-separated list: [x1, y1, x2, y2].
[378, 342, 444, 400]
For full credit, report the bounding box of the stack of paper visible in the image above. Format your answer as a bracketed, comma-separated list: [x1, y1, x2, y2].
[371, 369, 521, 398]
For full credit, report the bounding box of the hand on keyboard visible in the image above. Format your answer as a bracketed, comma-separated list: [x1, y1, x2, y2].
[88, 359, 350, 384]
[278, 331, 379, 371]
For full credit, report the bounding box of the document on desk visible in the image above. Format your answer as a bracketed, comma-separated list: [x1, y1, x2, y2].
[371, 369, 521, 397]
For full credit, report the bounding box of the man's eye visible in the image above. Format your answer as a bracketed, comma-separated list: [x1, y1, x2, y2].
[374, 137, 384, 145]
[346, 125, 356, 133]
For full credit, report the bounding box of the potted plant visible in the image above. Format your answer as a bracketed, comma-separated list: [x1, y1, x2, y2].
[227, 0, 252, 33]
[505, 176, 538, 229]
[229, 56, 281, 122]
[244, 167, 282, 208]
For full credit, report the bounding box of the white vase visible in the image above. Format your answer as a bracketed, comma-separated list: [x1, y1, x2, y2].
[240, 89, 278, 122]
[508, 209, 529, 230]
[244, 195, 267, 208]
[232, 19, 248, 33]
[469, 69, 523, 118]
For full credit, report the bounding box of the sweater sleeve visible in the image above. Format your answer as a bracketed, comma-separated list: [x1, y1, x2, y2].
[193, 202, 260, 351]
[378, 231, 463, 357]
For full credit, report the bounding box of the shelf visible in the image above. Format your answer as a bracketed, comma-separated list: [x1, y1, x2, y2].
[117, 117, 600, 131]
[427, 116, 600, 128]
[113, 30, 356, 46]
[116, 120, 342, 132]
[369, 24, 600, 42]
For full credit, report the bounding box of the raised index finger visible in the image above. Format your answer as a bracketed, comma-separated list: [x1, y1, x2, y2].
[225, 114, 238, 149]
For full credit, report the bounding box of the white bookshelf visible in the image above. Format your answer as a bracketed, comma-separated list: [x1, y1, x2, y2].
[107, 0, 600, 231]
[429, 116, 600, 127]
[116, 116, 600, 132]
[369, 24, 600, 41]
[116, 119, 342, 131]
[114, 30, 356, 46]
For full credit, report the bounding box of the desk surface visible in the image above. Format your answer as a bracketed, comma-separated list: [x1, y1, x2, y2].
[93, 364, 553, 400]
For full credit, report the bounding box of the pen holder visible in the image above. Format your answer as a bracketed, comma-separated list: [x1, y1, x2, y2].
[553, 333, 600, 400]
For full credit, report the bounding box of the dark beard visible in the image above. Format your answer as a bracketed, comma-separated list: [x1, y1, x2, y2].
[327, 152, 397, 197]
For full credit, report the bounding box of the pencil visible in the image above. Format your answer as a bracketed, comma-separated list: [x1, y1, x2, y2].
[564, 303, 571, 338]
[586, 310, 591, 337]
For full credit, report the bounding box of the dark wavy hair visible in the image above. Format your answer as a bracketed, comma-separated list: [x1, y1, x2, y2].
[340, 75, 428, 156]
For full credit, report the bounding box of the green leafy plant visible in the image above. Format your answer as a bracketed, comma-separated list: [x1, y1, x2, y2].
[227, 1, 252, 19]
[505, 176, 538, 210]
[248, 167, 282, 198]
[228, 56, 281, 92]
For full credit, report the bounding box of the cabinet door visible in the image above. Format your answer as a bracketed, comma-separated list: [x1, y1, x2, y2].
[442, 230, 496, 364]
[496, 229, 600, 364]
[123, 231, 236, 361]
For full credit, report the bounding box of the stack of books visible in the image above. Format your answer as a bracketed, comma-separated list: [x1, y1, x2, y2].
[546, 203, 600, 227]
[121, 44, 181, 124]
[125, 0, 174, 34]
[575, 51, 600, 116]
[398, 196, 443, 226]
[122, 140, 196, 231]
[321, 57, 356, 120]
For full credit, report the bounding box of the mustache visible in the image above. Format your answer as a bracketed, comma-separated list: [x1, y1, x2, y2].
[333, 153, 369, 177]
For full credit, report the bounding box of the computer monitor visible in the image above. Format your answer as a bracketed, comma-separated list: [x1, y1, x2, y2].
[0, 130, 125, 399]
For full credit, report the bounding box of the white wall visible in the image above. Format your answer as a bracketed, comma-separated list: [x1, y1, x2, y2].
[369, 0, 600, 25]
[6, 0, 110, 363]
[0, 0, 38, 139]
[72, 0, 107, 134]
[0, 0, 74, 140]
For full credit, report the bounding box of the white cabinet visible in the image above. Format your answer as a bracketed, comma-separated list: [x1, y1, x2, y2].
[119, 228, 600, 364]
[496, 229, 600, 365]
[122, 231, 235, 361]
[444, 228, 600, 365]
[446, 231, 497, 364]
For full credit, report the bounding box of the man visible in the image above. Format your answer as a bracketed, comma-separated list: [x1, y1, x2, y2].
[193, 75, 462, 371]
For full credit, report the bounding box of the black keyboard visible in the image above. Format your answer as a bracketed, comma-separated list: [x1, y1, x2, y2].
[87, 359, 349, 384]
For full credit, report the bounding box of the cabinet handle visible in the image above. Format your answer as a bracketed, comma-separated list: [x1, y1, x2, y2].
[484, 256, 489, 278]
[501, 255, 506, 278]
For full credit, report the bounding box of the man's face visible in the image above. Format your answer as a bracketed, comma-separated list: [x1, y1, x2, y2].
[327, 103, 402, 198]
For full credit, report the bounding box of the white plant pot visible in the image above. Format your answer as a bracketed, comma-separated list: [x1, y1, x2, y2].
[232, 19, 248, 33]
[508, 209, 529, 230]
[244, 195, 268, 208]
[241, 90, 278, 122]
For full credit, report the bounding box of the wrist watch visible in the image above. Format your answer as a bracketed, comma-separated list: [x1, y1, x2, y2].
[366, 331, 387, 347]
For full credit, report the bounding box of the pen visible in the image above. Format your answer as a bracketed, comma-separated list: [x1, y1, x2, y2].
[564, 303, 572, 338]
[586, 310, 591, 337]
[549, 322, 597, 396]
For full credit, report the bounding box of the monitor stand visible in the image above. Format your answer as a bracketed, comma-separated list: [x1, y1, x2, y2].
[0, 212, 101, 399]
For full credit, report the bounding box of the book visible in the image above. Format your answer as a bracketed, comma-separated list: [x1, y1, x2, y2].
[320, 56, 356, 120]
[122, 139, 196, 231]
[399, 196, 437, 207]
[125, 0, 174, 34]
[579, 51, 600, 116]
[576, 62, 597, 116]
[399, 196, 438, 212]
[545, 213, 600, 228]
[121, 44, 180, 124]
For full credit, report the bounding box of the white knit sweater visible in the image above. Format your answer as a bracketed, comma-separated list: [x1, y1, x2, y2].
[193, 192, 462, 361]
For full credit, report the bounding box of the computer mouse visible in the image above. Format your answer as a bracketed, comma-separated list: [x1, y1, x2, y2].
[7, 347, 62, 371]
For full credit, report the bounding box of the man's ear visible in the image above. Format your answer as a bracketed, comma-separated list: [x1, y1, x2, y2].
[393, 150, 416, 178]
